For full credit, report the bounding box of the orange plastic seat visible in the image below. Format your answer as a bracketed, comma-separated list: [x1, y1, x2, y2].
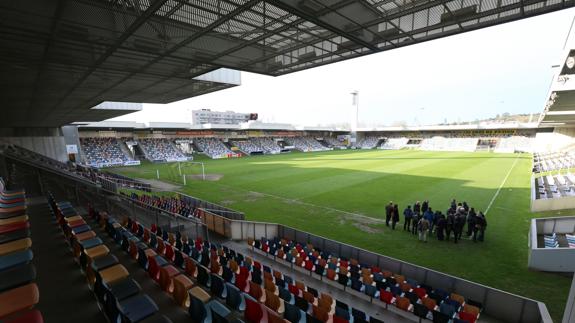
[463, 304, 480, 316]
[313, 305, 329, 322]
[265, 290, 283, 313]
[0, 283, 39, 318]
[422, 297, 437, 311]
[172, 274, 194, 307]
[159, 265, 180, 292]
[99, 264, 129, 285]
[64, 215, 83, 223]
[451, 292, 465, 305]
[74, 231, 96, 241]
[395, 296, 411, 312]
[184, 257, 197, 277]
[0, 215, 28, 226]
[0, 238, 31, 256]
[84, 245, 109, 261]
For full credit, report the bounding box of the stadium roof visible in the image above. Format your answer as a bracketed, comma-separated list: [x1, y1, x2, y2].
[540, 22, 575, 126]
[2, 0, 573, 128]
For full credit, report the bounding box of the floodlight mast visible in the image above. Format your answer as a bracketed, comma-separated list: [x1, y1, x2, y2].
[351, 91, 359, 146]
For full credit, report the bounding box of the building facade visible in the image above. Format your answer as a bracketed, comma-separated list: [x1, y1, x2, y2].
[191, 109, 256, 125]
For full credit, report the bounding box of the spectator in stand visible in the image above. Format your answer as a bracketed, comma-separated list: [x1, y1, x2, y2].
[385, 202, 393, 227]
[391, 204, 400, 230]
[403, 205, 413, 231]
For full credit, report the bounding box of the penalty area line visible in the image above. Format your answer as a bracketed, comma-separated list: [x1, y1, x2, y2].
[485, 157, 519, 215]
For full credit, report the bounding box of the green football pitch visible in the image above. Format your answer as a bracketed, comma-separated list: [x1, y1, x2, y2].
[111, 149, 572, 320]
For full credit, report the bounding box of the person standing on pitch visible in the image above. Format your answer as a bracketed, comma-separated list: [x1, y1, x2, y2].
[418, 216, 430, 242]
[467, 207, 477, 237]
[476, 211, 487, 242]
[403, 205, 413, 231]
[446, 210, 455, 241]
[453, 212, 464, 244]
[385, 202, 393, 227]
[391, 204, 400, 230]
[436, 214, 447, 241]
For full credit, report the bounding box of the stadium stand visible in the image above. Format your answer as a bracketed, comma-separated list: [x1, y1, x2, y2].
[194, 138, 234, 159]
[284, 137, 330, 152]
[493, 136, 533, 153]
[2, 145, 150, 192]
[251, 236, 482, 323]
[251, 137, 282, 154]
[534, 174, 575, 200]
[356, 136, 380, 149]
[232, 138, 282, 155]
[533, 148, 575, 173]
[538, 232, 575, 249]
[323, 137, 347, 148]
[419, 137, 478, 152]
[139, 139, 187, 162]
[0, 177, 42, 323]
[231, 139, 261, 155]
[380, 138, 409, 150]
[80, 138, 134, 167]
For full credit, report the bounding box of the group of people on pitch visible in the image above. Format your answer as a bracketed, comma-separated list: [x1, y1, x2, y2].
[384, 199, 487, 243]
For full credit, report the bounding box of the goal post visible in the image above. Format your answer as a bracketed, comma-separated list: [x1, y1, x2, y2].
[179, 161, 206, 181]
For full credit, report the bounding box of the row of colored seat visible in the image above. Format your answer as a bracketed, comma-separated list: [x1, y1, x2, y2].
[251, 237, 481, 323]
[47, 194, 170, 323]
[104, 208, 386, 323]
[0, 177, 43, 323]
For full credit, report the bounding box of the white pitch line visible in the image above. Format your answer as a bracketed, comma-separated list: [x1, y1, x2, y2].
[485, 157, 519, 215]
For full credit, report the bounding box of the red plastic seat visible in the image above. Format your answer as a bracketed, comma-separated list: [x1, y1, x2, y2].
[380, 290, 395, 305]
[245, 297, 265, 323]
[147, 256, 162, 281]
[165, 245, 175, 262]
[333, 316, 349, 323]
[0, 222, 30, 235]
[3, 309, 43, 323]
[459, 311, 477, 323]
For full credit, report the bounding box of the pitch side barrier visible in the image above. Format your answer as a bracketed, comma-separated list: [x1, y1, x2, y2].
[177, 192, 245, 220]
[199, 209, 552, 323]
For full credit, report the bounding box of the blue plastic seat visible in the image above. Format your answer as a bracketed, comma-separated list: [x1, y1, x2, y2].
[118, 294, 158, 323]
[80, 237, 103, 250]
[209, 300, 231, 323]
[0, 263, 36, 292]
[225, 282, 245, 311]
[0, 249, 33, 271]
[71, 225, 90, 235]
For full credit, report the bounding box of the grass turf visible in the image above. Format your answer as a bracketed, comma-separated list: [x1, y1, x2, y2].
[111, 149, 572, 320]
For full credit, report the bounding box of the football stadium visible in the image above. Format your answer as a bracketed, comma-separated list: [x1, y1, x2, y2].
[2, 1, 575, 323]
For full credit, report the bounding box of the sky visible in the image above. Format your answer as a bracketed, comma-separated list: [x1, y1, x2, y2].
[110, 9, 575, 127]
